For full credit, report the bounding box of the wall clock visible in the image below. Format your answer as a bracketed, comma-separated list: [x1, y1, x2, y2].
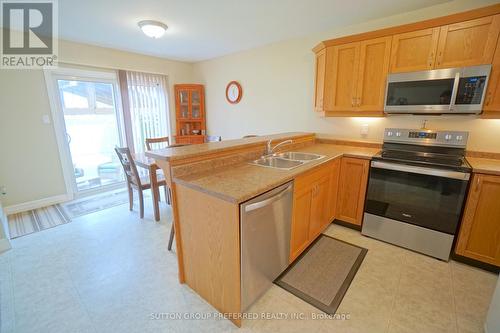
[226, 81, 242, 104]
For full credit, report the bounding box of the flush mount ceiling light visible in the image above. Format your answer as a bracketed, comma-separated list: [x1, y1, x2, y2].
[138, 20, 168, 39]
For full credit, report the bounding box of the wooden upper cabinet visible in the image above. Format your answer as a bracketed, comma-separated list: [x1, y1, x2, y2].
[356, 37, 392, 111]
[484, 34, 500, 115]
[435, 15, 500, 69]
[314, 49, 326, 112]
[336, 157, 369, 226]
[323, 37, 390, 113]
[456, 174, 500, 266]
[325, 42, 359, 111]
[389, 28, 440, 73]
[314, 5, 500, 117]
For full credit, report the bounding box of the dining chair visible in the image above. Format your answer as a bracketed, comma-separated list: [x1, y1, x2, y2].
[145, 136, 169, 150]
[145, 136, 173, 204]
[114, 147, 168, 218]
[205, 135, 222, 142]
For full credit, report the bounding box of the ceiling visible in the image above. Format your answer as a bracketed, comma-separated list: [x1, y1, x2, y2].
[56, 0, 449, 62]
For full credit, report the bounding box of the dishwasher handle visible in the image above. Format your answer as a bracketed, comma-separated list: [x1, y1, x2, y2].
[244, 184, 293, 213]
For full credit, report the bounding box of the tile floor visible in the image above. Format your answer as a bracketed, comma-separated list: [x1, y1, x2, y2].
[0, 197, 497, 333]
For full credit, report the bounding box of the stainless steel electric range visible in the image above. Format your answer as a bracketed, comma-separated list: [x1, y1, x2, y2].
[362, 128, 472, 261]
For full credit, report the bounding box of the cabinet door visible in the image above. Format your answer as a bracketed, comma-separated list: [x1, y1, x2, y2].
[336, 157, 369, 226]
[456, 174, 500, 266]
[290, 189, 312, 262]
[389, 28, 440, 73]
[483, 34, 500, 115]
[328, 158, 341, 222]
[308, 175, 332, 240]
[314, 49, 326, 112]
[178, 89, 189, 119]
[435, 15, 500, 69]
[325, 42, 359, 111]
[356, 37, 392, 111]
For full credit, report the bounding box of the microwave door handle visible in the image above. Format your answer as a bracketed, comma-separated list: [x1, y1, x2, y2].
[449, 72, 460, 110]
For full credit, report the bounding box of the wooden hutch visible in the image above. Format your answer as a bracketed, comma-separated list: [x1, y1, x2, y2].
[174, 84, 206, 144]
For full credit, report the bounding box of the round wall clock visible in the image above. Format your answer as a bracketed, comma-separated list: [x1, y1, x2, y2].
[226, 81, 242, 104]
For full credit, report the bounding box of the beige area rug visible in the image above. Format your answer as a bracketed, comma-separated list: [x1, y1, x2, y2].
[7, 205, 70, 239]
[275, 234, 367, 315]
[7, 189, 150, 239]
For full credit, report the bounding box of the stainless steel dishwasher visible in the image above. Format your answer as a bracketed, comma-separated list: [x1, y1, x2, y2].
[240, 181, 293, 311]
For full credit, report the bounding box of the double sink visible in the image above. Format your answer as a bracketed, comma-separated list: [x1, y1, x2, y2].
[250, 152, 325, 170]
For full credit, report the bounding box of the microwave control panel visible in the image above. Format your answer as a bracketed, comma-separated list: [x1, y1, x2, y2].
[455, 76, 487, 105]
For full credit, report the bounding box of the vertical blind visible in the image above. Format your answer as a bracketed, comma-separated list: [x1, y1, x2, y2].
[123, 71, 170, 154]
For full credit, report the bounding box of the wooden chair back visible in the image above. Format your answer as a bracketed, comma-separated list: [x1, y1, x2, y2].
[114, 147, 142, 187]
[206, 135, 222, 142]
[146, 136, 170, 150]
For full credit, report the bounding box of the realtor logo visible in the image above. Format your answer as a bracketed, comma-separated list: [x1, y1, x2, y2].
[1, 0, 58, 68]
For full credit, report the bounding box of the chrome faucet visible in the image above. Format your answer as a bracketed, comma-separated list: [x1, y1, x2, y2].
[265, 139, 292, 156]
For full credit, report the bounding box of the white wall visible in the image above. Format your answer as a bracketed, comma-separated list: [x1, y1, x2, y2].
[193, 0, 500, 151]
[0, 201, 11, 253]
[486, 276, 500, 333]
[0, 38, 194, 207]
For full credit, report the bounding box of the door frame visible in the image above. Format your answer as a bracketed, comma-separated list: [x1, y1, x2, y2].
[44, 66, 127, 199]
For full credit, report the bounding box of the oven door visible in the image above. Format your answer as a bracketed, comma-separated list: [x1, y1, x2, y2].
[365, 161, 470, 235]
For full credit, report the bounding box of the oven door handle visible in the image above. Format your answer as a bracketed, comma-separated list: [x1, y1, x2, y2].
[371, 161, 470, 180]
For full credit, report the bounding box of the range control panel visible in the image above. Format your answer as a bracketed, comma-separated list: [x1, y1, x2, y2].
[384, 128, 469, 148]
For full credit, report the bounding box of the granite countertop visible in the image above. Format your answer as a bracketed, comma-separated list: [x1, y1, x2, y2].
[173, 143, 379, 203]
[145, 132, 313, 162]
[467, 157, 500, 176]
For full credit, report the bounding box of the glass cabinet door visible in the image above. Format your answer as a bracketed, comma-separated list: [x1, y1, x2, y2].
[190, 90, 201, 119]
[179, 90, 189, 119]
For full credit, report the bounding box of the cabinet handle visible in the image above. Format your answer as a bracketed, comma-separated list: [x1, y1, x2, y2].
[476, 177, 481, 192]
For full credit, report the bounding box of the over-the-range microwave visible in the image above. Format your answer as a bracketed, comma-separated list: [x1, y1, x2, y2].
[384, 65, 491, 115]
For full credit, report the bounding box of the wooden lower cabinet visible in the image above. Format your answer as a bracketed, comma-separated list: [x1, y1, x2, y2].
[336, 157, 370, 226]
[290, 159, 339, 261]
[455, 173, 500, 266]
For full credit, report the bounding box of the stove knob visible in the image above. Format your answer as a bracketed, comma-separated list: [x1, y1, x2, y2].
[445, 134, 452, 141]
[456, 135, 463, 141]
[387, 131, 393, 137]
[396, 132, 402, 137]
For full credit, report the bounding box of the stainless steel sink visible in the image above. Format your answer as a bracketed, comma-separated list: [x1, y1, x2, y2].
[277, 152, 325, 161]
[250, 152, 325, 170]
[250, 157, 304, 170]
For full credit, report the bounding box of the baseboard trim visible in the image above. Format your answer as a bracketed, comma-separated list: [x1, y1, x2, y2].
[0, 238, 11, 253]
[4, 194, 72, 215]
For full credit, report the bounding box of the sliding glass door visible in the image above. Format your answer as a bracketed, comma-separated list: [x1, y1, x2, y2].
[57, 79, 124, 192]
[46, 68, 126, 196]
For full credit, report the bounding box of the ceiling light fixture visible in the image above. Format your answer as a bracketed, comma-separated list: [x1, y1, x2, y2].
[138, 20, 168, 39]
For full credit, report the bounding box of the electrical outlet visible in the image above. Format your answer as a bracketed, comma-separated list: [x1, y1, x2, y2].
[360, 124, 369, 136]
[0, 186, 6, 195]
